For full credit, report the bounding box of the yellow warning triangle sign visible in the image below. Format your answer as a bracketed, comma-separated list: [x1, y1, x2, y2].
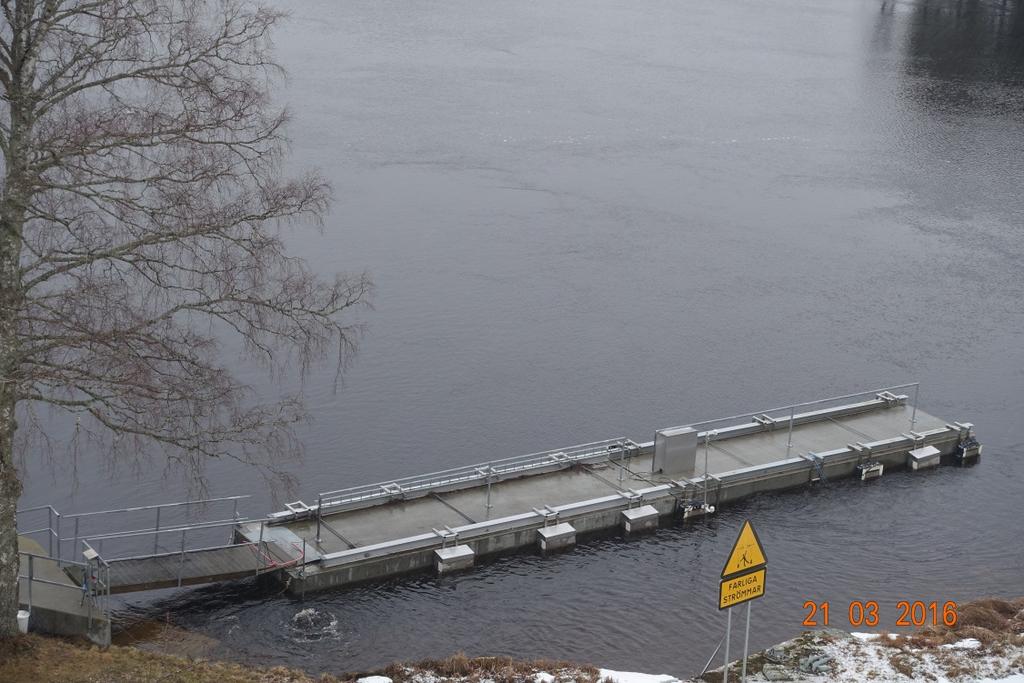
[721, 520, 767, 578]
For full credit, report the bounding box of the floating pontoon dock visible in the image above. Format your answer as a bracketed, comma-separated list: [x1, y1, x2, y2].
[17, 384, 983, 613]
[252, 385, 980, 592]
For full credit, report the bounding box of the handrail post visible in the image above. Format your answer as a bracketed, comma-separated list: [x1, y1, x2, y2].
[911, 383, 920, 428]
[486, 475, 493, 520]
[105, 561, 111, 624]
[27, 554, 34, 613]
[618, 441, 625, 483]
[153, 507, 161, 555]
[178, 529, 186, 587]
[230, 498, 240, 544]
[703, 432, 715, 508]
[786, 406, 795, 458]
[55, 512, 62, 565]
[85, 555, 93, 628]
[229, 499, 238, 540]
[73, 518, 80, 561]
[256, 521, 265, 574]
[47, 507, 53, 558]
[315, 495, 322, 544]
[300, 538, 307, 600]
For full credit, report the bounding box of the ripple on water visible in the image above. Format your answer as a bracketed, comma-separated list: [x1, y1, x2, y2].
[286, 608, 342, 644]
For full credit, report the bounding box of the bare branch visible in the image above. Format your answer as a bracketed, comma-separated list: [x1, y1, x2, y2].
[0, 0, 372, 494]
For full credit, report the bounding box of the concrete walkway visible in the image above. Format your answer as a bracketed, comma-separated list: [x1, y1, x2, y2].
[18, 536, 110, 645]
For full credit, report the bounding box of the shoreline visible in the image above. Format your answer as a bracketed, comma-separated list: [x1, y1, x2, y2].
[2, 597, 1022, 682]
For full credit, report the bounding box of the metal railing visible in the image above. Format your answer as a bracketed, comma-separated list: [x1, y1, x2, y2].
[81, 517, 251, 563]
[249, 521, 306, 576]
[306, 438, 639, 538]
[77, 524, 280, 590]
[670, 382, 920, 437]
[320, 479, 682, 567]
[17, 496, 251, 566]
[648, 383, 918, 503]
[309, 386, 921, 539]
[16, 504, 63, 561]
[661, 382, 918, 461]
[650, 383, 920, 504]
[310, 385, 919, 526]
[17, 549, 111, 644]
[79, 518, 310, 589]
[17, 496, 313, 591]
[315, 383, 937, 569]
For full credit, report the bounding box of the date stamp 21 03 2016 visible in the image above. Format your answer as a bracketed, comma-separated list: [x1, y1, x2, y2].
[802, 600, 959, 629]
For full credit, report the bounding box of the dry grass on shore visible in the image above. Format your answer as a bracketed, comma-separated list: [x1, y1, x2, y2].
[371, 654, 602, 683]
[0, 633, 338, 683]
[874, 597, 1024, 653]
[0, 636, 599, 683]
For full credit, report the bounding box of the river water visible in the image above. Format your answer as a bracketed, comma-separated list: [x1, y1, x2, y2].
[17, 0, 1024, 677]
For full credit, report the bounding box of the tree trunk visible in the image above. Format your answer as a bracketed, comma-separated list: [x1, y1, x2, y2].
[0, 216, 22, 637]
[0, 41, 29, 636]
[0, 200, 24, 638]
[0, 388, 20, 638]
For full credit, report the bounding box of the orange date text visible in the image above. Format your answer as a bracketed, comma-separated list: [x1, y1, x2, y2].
[801, 600, 958, 628]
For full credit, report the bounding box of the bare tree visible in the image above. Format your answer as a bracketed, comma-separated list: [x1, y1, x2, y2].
[0, 0, 370, 636]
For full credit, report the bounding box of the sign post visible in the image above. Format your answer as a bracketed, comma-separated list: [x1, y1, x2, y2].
[741, 601, 752, 680]
[719, 520, 768, 683]
[723, 607, 731, 683]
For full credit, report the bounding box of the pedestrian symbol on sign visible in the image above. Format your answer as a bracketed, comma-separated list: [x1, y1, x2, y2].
[721, 520, 767, 579]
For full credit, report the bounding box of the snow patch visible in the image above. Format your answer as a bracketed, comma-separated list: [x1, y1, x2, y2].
[850, 632, 879, 641]
[808, 631, 1024, 682]
[850, 631, 901, 642]
[533, 673, 554, 683]
[599, 669, 681, 683]
[357, 677, 393, 683]
[941, 637, 982, 650]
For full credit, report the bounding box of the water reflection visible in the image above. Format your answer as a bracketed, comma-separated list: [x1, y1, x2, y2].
[867, 0, 1024, 270]
[887, 0, 1024, 89]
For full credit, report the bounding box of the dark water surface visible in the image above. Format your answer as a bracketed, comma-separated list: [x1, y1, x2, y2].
[19, 0, 1024, 677]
